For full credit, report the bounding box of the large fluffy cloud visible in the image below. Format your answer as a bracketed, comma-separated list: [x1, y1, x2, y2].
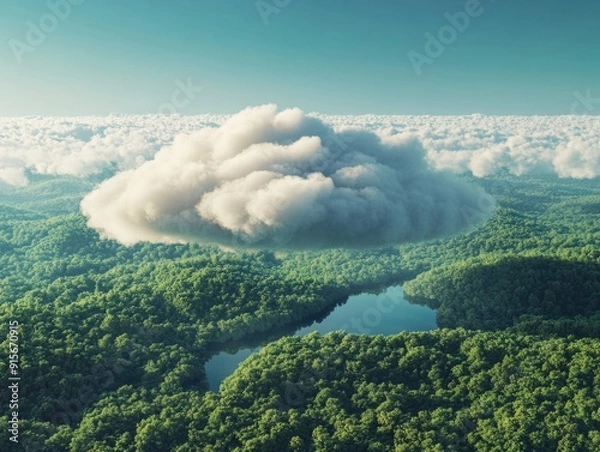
[80, 105, 494, 249]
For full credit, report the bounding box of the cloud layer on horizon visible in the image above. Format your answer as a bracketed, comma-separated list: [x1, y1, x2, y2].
[1, 113, 598, 189]
[0, 115, 218, 187]
[79, 105, 494, 249]
[316, 114, 600, 180]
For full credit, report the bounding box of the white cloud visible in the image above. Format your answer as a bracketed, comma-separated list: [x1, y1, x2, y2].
[0, 167, 28, 187]
[318, 114, 600, 179]
[80, 105, 494, 249]
[1, 112, 598, 188]
[0, 115, 222, 185]
[553, 138, 600, 179]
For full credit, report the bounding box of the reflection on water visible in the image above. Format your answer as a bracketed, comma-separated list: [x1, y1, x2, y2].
[204, 286, 437, 391]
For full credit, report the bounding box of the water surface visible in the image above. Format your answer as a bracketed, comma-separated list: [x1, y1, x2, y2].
[205, 286, 437, 391]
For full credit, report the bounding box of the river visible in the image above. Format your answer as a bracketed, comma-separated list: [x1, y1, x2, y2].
[204, 286, 437, 391]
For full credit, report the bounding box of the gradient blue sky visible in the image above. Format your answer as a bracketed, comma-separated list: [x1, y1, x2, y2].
[1, 0, 599, 116]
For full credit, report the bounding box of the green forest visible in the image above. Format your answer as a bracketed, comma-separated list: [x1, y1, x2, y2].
[0, 173, 599, 451]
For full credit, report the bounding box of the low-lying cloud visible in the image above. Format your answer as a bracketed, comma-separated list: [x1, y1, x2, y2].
[1, 113, 599, 188]
[80, 105, 494, 249]
[0, 115, 218, 186]
[321, 114, 600, 179]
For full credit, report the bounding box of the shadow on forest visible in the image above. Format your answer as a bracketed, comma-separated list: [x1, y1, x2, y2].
[405, 256, 600, 337]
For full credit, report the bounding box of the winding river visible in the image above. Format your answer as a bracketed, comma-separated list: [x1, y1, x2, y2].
[205, 286, 437, 392]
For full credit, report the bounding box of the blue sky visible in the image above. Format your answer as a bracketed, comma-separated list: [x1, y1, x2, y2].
[1, 0, 599, 116]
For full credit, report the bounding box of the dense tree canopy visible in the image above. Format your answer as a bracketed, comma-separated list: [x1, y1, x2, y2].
[403, 254, 600, 330]
[0, 174, 598, 450]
